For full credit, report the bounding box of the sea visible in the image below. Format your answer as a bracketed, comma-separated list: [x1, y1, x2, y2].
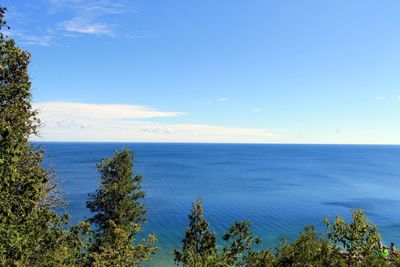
[39, 142, 400, 266]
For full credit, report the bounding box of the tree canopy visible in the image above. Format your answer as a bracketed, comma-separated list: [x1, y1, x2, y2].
[0, 7, 72, 266]
[87, 149, 158, 266]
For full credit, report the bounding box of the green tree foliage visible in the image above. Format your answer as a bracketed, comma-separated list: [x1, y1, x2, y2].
[274, 225, 344, 267]
[240, 249, 275, 267]
[325, 209, 381, 265]
[0, 7, 75, 266]
[357, 254, 393, 267]
[174, 198, 218, 266]
[176, 200, 274, 267]
[175, 200, 399, 267]
[52, 221, 93, 266]
[221, 221, 263, 266]
[86, 148, 158, 266]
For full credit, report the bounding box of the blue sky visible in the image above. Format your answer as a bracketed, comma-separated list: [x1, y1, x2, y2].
[3, 0, 400, 143]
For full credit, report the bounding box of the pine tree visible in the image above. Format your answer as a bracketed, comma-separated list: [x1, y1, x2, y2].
[0, 7, 70, 266]
[174, 198, 217, 266]
[87, 148, 157, 266]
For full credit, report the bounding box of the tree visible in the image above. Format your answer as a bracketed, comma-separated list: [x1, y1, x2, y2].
[175, 200, 272, 267]
[221, 221, 264, 266]
[52, 221, 93, 266]
[0, 7, 71, 266]
[174, 198, 218, 266]
[325, 209, 381, 265]
[241, 249, 275, 267]
[86, 148, 157, 266]
[275, 225, 344, 267]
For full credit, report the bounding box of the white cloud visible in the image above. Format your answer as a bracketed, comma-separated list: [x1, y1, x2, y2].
[251, 108, 263, 112]
[376, 96, 385, 101]
[218, 97, 228, 102]
[4, 1, 132, 46]
[142, 126, 173, 134]
[34, 102, 184, 121]
[61, 17, 113, 35]
[397, 96, 400, 100]
[53, 0, 135, 36]
[31, 101, 274, 143]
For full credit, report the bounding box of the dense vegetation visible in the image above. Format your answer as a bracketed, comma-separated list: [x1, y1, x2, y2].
[0, 6, 71, 265]
[1, 6, 399, 266]
[174, 199, 399, 267]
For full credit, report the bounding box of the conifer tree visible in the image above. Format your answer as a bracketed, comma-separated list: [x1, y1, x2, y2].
[87, 148, 157, 266]
[221, 221, 263, 266]
[174, 198, 217, 266]
[0, 7, 70, 266]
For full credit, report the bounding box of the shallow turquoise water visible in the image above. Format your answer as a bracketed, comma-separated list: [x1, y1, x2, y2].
[40, 143, 400, 266]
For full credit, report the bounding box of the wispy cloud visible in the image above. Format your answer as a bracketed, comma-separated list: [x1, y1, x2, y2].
[5, 0, 138, 45]
[32, 101, 273, 143]
[218, 97, 228, 102]
[6, 29, 54, 46]
[251, 108, 263, 112]
[50, 0, 136, 37]
[375, 96, 385, 101]
[60, 17, 113, 36]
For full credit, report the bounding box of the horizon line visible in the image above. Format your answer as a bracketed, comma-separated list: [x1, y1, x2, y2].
[30, 140, 400, 146]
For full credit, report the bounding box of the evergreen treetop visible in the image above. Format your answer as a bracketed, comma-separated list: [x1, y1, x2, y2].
[87, 148, 158, 266]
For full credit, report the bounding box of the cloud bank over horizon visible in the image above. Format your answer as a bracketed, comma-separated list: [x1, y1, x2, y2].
[30, 101, 400, 144]
[32, 101, 274, 143]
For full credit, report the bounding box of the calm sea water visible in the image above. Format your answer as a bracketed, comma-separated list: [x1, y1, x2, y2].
[40, 143, 400, 266]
